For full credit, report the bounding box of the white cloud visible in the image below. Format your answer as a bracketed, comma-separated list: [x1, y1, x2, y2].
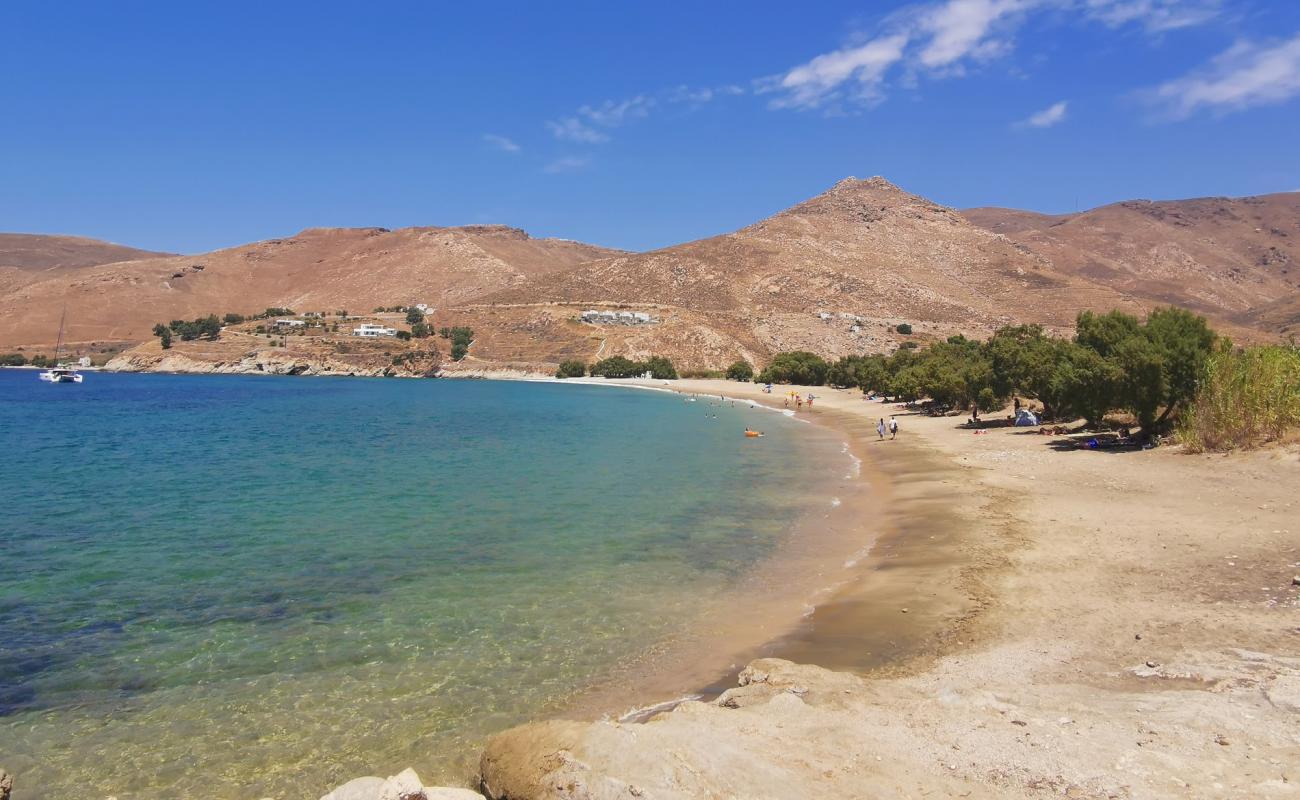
[580, 95, 654, 126]
[668, 85, 715, 105]
[543, 156, 591, 174]
[1146, 33, 1300, 118]
[768, 0, 1222, 110]
[1019, 99, 1069, 126]
[775, 33, 910, 109]
[1083, 0, 1221, 33]
[917, 0, 1029, 69]
[546, 117, 609, 143]
[482, 133, 520, 153]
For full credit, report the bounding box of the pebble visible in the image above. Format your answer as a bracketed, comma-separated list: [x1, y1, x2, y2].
[1146, 660, 1159, 668]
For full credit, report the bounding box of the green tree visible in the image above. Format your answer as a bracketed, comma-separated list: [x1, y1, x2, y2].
[411, 322, 431, 338]
[756, 352, 830, 385]
[1142, 306, 1218, 426]
[643, 355, 678, 379]
[223, 312, 245, 324]
[153, 323, 173, 350]
[896, 323, 913, 335]
[725, 360, 754, 381]
[590, 355, 642, 378]
[406, 308, 425, 325]
[0, 353, 26, 366]
[395, 330, 412, 341]
[555, 359, 587, 378]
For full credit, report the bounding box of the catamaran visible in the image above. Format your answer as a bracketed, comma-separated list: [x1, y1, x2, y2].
[38, 306, 84, 384]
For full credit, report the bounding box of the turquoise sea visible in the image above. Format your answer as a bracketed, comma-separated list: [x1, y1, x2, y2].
[0, 371, 848, 798]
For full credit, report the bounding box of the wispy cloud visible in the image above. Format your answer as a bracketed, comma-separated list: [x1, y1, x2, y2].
[772, 33, 910, 109]
[767, 0, 1221, 110]
[545, 85, 738, 143]
[1018, 99, 1069, 127]
[579, 95, 654, 126]
[543, 156, 591, 174]
[1083, 0, 1221, 33]
[482, 133, 521, 153]
[546, 117, 609, 144]
[1145, 33, 1300, 118]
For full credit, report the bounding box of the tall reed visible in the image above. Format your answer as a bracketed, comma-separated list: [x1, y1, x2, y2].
[1179, 344, 1300, 451]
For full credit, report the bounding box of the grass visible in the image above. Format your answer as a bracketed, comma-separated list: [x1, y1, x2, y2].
[1179, 344, 1300, 452]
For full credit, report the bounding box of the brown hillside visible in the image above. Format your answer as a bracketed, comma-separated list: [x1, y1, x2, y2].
[962, 193, 1300, 325]
[0, 225, 621, 350]
[0, 233, 169, 271]
[473, 178, 1145, 367]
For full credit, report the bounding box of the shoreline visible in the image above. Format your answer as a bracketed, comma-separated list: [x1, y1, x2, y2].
[476, 378, 1300, 799]
[511, 377, 991, 732]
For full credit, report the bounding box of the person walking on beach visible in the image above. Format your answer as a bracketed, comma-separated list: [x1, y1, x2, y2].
[877, 418, 886, 440]
[889, 417, 899, 439]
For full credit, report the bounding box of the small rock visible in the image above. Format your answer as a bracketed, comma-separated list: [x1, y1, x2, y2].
[1215, 735, 1230, 746]
[1011, 719, 1028, 726]
[1146, 660, 1159, 669]
[321, 776, 386, 800]
[1135, 633, 1142, 640]
[1292, 575, 1300, 586]
[379, 768, 427, 800]
[900, 608, 909, 613]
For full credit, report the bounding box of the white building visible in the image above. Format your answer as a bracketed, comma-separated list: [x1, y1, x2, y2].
[352, 324, 398, 338]
[581, 309, 656, 325]
[818, 312, 833, 321]
[414, 303, 433, 314]
[274, 319, 305, 328]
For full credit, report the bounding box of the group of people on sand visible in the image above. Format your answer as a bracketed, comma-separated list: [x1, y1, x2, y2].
[877, 417, 899, 440]
[783, 390, 815, 411]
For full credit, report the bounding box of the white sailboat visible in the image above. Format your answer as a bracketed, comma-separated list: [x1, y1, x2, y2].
[38, 306, 83, 384]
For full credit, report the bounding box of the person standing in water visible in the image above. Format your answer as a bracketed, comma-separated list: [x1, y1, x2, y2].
[889, 417, 899, 439]
[877, 418, 886, 440]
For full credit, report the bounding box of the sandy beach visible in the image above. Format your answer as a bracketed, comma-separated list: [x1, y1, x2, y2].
[479, 377, 1300, 799]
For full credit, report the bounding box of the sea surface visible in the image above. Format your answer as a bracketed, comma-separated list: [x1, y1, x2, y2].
[0, 371, 848, 798]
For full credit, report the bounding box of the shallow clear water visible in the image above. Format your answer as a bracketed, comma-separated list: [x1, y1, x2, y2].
[0, 372, 844, 797]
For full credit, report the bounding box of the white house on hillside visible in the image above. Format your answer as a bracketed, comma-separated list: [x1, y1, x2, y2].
[352, 324, 398, 338]
[274, 319, 306, 328]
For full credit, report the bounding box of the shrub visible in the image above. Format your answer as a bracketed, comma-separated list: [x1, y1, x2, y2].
[152, 323, 173, 350]
[395, 330, 412, 341]
[1179, 344, 1300, 451]
[261, 307, 295, 318]
[643, 355, 677, 380]
[30, 355, 51, 368]
[406, 308, 425, 325]
[590, 355, 642, 378]
[223, 313, 246, 324]
[555, 359, 586, 378]
[0, 353, 25, 366]
[411, 322, 431, 338]
[756, 352, 830, 385]
[896, 323, 913, 335]
[726, 360, 754, 381]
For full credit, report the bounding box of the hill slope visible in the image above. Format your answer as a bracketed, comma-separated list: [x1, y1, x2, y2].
[0, 225, 621, 349]
[962, 193, 1300, 326]
[0, 233, 169, 271]
[469, 178, 1145, 367]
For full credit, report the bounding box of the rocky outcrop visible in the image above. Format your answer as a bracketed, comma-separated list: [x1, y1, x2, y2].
[321, 768, 484, 800]
[105, 346, 440, 378]
[0, 767, 12, 800]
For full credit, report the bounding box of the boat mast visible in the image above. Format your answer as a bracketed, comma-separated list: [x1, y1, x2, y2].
[54, 305, 67, 363]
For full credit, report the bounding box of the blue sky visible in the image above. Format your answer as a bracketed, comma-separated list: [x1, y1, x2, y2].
[3, 0, 1298, 254]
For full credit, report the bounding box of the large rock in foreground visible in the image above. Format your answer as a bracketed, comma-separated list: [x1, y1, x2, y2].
[479, 659, 970, 799]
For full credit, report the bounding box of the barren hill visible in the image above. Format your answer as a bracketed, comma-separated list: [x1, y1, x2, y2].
[962, 192, 1300, 327]
[0, 233, 169, 271]
[470, 178, 1145, 367]
[0, 225, 620, 350]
